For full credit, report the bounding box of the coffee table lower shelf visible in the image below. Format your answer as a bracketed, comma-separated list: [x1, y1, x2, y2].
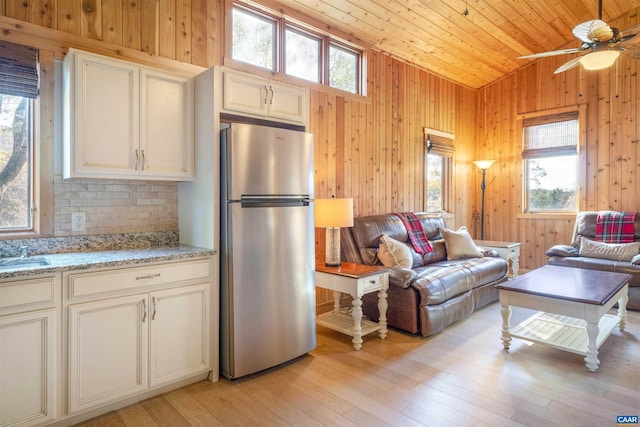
[317, 311, 382, 337]
[511, 312, 620, 355]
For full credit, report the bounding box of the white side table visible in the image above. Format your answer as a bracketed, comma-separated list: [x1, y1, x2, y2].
[315, 262, 389, 350]
[476, 240, 521, 277]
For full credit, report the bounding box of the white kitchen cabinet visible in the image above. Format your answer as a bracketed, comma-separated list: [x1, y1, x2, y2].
[140, 68, 194, 180]
[222, 69, 308, 125]
[64, 258, 213, 415]
[67, 294, 149, 413]
[63, 49, 194, 181]
[0, 275, 60, 427]
[149, 283, 210, 387]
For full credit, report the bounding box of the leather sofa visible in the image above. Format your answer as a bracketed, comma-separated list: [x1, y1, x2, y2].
[341, 212, 509, 337]
[546, 211, 640, 310]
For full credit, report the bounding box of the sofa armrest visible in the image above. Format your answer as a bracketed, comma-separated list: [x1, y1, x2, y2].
[546, 244, 579, 257]
[388, 268, 418, 289]
[632, 254, 640, 265]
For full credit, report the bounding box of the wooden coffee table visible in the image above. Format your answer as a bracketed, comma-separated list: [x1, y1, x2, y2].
[496, 265, 630, 372]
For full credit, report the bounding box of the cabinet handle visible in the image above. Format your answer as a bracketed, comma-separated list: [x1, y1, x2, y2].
[141, 150, 146, 171]
[136, 273, 161, 280]
[152, 297, 158, 320]
[264, 84, 269, 104]
[142, 299, 147, 322]
[134, 149, 140, 170]
[269, 86, 274, 105]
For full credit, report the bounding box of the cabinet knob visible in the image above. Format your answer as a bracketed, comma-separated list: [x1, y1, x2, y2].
[141, 150, 146, 171]
[134, 149, 140, 171]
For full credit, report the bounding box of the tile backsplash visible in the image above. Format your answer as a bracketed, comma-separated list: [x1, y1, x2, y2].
[53, 176, 178, 236]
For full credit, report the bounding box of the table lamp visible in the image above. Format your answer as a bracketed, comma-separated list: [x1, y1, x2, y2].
[315, 198, 354, 266]
[473, 159, 495, 240]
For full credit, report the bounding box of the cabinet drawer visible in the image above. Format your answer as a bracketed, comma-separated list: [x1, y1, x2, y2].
[362, 274, 383, 292]
[0, 276, 57, 310]
[68, 259, 211, 298]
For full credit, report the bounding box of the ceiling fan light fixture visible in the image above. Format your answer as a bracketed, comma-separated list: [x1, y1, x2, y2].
[579, 50, 620, 70]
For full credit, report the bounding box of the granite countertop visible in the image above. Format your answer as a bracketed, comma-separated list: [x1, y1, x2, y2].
[0, 245, 215, 279]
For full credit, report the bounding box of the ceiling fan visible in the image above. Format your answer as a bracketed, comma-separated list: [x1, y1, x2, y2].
[518, 0, 640, 74]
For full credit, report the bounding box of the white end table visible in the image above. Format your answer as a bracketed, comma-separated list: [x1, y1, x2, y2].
[476, 239, 520, 277]
[315, 262, 389, 350]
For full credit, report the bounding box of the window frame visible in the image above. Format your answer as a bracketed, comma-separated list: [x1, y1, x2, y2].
[0, 48, 53, 240]
[227, 1, 366, 95]
[518, 105, 587, 214]
[424, 128, 455, 213]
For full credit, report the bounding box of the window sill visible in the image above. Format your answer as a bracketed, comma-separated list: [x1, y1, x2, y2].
[516, 212, 577, 220]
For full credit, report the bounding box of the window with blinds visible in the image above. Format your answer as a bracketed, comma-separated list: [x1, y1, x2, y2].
[425, 131, 454, 213]
[0, 41, 39, 232]
[0, 41, 39, 99]
[522, 111, 578, 213]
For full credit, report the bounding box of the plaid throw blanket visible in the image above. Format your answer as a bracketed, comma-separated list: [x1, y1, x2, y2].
[394, 212, 433, 254]
[595, 211, 636, 243]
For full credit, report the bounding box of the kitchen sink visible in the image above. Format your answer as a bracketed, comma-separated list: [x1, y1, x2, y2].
[0, 257, 51, 270]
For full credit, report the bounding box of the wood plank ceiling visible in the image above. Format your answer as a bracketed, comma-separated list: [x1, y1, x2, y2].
[268, 0, 640, 89]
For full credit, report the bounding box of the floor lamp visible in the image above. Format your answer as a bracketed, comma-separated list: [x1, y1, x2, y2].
[315, 198, 354, 266]
[473, 160, 495, 240]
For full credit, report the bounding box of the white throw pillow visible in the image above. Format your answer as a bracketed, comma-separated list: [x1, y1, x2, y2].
[579, 238, 640, 262]
[440, 226, 483, 260]
[377, 234, 413, 268]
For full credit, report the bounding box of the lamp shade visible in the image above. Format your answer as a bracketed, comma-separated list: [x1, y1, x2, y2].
[315, 198, 354, 228]
[579, 50, 620, 71]
[473, 159, 495, 170]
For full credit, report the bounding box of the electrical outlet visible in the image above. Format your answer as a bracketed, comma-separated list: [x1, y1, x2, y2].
[71, 212, 86, 232]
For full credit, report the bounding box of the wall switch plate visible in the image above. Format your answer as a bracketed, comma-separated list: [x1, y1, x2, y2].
[71, 212, 86, 231]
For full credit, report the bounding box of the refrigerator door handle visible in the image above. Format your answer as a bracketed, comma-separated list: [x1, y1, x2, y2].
[241, 199, 310, 208]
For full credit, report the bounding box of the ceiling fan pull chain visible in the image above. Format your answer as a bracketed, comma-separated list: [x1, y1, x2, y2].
[579, 66, 583, 98]
[615, 60, 619, 98]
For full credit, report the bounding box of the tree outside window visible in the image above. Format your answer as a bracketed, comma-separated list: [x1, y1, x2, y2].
[0, 95, 31, 229]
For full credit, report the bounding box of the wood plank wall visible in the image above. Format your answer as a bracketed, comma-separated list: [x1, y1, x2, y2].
[477, 8, 640, 272]
[3, 2, 640, 307]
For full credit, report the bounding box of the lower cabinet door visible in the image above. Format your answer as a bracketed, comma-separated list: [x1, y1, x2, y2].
[0, 309, 57, 427]
[68, 294, 149, 413]
[149, 283, 210, 387]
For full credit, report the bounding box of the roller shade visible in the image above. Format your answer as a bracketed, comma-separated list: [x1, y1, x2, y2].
[426, 133, 455, 158]
[522, 111, 578, 158]
[0, 41, 39, 99]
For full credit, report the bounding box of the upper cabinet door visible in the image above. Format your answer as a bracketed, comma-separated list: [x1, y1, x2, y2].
[223, 71, 269, 117]
[66, 51, 139, 179]
[140, 68, 194, 180]
[267, 81, 307, 123]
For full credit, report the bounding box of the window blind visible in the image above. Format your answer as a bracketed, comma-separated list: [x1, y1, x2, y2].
[427, 134, 455, 158]
[0, 41, 39, 99]
[522, 111, 578, 159]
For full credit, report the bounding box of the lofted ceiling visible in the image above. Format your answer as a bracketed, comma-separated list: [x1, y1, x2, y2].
[269, 0, 640, 89]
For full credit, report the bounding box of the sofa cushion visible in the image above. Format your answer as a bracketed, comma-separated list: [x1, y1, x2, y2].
[377, 234, 413, 268]
[578, 238, 640, 262]
[411, 257, 508, 305]
[440, 226, 483, 260]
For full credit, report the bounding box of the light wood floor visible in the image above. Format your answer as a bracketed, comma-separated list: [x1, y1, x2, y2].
[75, 303, 640, 426]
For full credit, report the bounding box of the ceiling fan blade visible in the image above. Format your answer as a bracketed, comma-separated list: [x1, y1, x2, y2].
[618, 23, 640, 39]
[615, 33, 640, 49]
[554, 57, 582, 74]
[519, 48, 583, 59]
[573, 19, 614, 43]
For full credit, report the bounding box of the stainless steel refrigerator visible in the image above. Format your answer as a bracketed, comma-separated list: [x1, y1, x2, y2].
[220, 122, 316, 379]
